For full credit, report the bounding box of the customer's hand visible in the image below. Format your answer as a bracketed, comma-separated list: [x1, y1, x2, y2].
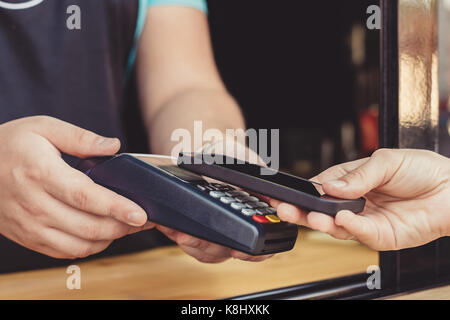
[272, 149, 450, 251]
[0, 116, 153, 259]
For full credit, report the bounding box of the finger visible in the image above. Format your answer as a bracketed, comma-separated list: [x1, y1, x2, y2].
[321, 149, 406, 199]
[158, 227, 258, 262]
[5, 228, 73, 260]
[231, 251, 274, 262]
[27, 116, 120, 158]
[174, 232, 233, 258]
[268, 198, 283, 209]
[30, 242, 76, 260]
[178, 245, 231, 264]
[43, 161, 148, 227]
[311, 158, 370, 184]
[23, 190, 153, 241]
[159, 227, 232, 263]
[39, 227, 112, 259]
[157, 226, 211, 251]
[129, 221, 156, 235]
[156, 225, 178, 242]
[334, 210, 378, 245]
[276, 203, 310, 227]
[35, 244, 76, 259]
[321, 151, 399, 199]
[306, 212, 354, 240]
[158, 226, 273, 263]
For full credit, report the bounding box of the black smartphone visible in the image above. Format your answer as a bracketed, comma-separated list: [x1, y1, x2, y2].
[178, 153, 366, 216]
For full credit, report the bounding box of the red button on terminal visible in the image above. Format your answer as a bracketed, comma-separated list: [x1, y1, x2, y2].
[253, 215, 270, 223]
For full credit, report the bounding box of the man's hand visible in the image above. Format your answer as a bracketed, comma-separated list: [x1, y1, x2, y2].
[0, 116, 153, 259]
[272, 149, 450, 251]
[157, 225, 273, 263]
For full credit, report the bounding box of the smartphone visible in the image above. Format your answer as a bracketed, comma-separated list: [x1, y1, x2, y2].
[178, 153, 366, 216]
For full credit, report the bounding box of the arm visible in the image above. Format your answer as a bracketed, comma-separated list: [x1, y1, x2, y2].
[135, 6, 271, 263]
[136, 6, 245, 156]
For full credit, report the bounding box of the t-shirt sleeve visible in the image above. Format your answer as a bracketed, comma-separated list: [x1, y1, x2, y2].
[125, 0, 208, 79]
[147, 0, 208, 13]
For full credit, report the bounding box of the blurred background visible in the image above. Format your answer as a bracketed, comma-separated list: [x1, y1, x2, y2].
[206, 0, 380, 178]
[125, 0, 381, 179]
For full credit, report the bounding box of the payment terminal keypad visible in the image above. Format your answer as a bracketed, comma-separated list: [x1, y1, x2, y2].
[196, 182, 280, 224]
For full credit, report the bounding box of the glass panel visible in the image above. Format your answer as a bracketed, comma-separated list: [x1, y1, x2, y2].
[398, 0, 439, 150]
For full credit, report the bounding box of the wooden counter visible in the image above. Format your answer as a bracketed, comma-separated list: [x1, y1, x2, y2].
[0, 231, 378, 300]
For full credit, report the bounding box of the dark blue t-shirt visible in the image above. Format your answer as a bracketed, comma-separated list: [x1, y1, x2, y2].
[0, 0, 137, 144]
[0, 0, 207, 273]
[0, 0, 207, 153]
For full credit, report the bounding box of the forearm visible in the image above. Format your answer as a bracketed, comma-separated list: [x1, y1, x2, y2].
[146, 88, 245, 156]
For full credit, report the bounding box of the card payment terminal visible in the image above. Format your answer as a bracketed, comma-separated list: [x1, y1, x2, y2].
[76, 154, 298, 255]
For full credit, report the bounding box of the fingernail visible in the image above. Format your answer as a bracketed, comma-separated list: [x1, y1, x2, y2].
[277, 205, 298, 223]
[97, 137, 119, 148]
[278, 211, 296, 223]
[327, 180, 348, 188]
[127, 212, 147, 226]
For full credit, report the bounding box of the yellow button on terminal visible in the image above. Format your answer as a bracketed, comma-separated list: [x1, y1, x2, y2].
[266, 215, 280, 223]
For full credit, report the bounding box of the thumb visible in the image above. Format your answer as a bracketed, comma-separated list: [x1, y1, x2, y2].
[322, 153, 391, 199]
[30, 116, 120, 158]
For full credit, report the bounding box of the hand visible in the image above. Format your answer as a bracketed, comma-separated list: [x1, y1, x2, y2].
[272, 149, 450, 251]
[156, 225, 273, 263]
[156, 134, 274, 263]
[0, 116, 154, 259]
